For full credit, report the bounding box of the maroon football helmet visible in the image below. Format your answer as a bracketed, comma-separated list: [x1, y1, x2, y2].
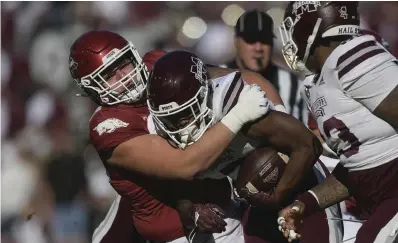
[69, 30, 148, 106]
[279, 1, 360, 74]
[147, 50, 213, 149]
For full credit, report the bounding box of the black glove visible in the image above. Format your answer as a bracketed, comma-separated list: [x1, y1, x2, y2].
[176, 200, 227, 234]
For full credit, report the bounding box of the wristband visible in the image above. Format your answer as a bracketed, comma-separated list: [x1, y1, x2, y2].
[221, 112, 242, 134]
[296, 190, 321, 218]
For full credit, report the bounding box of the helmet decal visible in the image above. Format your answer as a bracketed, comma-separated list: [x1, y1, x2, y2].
[339, 6, 348, 20]
[147, 50, 214, 149]
[292, 1, 321, 19]
[190, 57, 207, 84]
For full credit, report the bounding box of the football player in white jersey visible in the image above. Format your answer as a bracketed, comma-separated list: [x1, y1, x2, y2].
[277, 2, 398, 243]
[146, 50, 344, 243]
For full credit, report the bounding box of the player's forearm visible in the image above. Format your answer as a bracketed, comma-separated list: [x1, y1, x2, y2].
[296, 174, 350, 219]
[274, 139, 321, 202]
[311, 174, 350, 208]
[183, 123, 236, 177]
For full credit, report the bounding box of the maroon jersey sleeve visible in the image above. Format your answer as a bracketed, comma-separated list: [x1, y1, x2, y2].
[143, 50, 167, 72]
[89, 106, 148, 161]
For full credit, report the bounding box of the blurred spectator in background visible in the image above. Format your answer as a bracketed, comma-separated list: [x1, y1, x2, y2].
[45, 132, 88, 243]
[223, 10, 308, 124]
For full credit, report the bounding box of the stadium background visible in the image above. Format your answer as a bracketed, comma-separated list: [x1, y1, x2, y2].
[1, 2, 398, 243]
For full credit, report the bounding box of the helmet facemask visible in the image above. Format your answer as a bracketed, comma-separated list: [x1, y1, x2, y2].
[279, 16, 321, 76]
[79, 43, 148, 105]
[149, 85, 214, 149]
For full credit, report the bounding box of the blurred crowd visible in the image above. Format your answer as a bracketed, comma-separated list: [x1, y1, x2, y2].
[1, 2, 398, 243]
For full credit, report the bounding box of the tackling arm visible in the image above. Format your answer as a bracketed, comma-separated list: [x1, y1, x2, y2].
[111, 73, 270, 180]
[110, 123, 235, 180]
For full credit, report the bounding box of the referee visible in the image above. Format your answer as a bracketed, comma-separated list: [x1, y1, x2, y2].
[223, 9, 308, 124]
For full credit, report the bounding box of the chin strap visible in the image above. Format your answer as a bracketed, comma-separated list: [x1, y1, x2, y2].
[303, 18, 322, 64]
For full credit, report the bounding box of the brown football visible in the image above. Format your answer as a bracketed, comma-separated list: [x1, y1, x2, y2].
[236, 147, 289, 195]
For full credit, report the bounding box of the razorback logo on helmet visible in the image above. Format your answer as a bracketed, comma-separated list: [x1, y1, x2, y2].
[94, 118, 129, 136]
[292, 1, 321, 19]
[190, 57, 207, 83]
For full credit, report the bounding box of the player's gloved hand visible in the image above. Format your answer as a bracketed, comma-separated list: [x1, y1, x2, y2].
[277, 201, 304, 242]
[238, 188, 280, 210]
[176, 200, 227, 233]
[221, 84, 270, 134]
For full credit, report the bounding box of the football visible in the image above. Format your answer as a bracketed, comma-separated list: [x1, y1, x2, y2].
[236, 147, 289, 195]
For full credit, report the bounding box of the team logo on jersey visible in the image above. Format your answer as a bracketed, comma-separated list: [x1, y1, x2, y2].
[311, 96, 327, 118]
[94, 118, 129, 136]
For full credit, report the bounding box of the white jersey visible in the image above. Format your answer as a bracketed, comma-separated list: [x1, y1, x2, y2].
[202, 71, 264, 180]
[147, 71, 253, 243]
[301, 34, 398, 171]
[148, 71, 342, 243]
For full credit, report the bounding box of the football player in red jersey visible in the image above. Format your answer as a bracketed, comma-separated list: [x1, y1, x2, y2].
[278, 2, 398, 243]
[69, 30, 284, 243]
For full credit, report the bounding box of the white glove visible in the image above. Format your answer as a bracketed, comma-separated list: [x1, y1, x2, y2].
[221, 84, 270, 134]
